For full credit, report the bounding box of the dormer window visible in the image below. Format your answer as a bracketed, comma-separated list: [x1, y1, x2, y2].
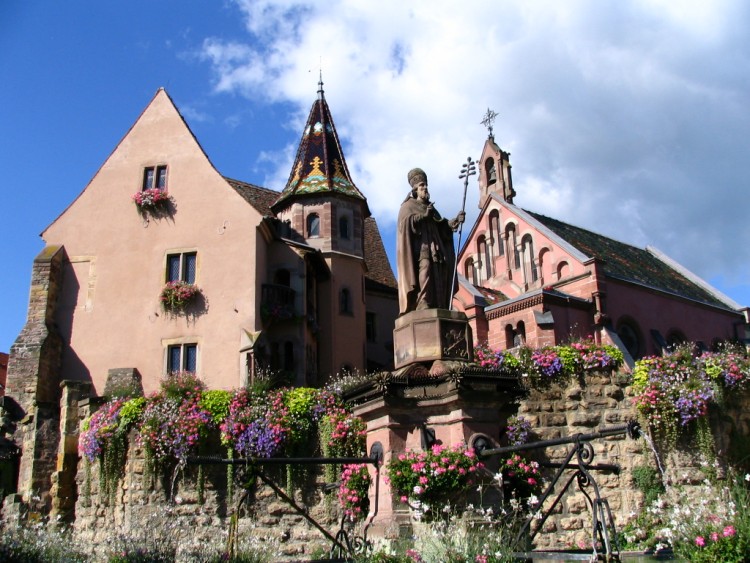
[144, 165, 167, 191]
[307, 213, 320, 238]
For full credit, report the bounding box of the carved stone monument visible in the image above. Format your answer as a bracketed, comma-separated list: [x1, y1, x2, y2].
[395, 168, 473, 373]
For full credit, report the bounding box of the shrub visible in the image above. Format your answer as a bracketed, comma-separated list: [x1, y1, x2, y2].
[339, 464, 371, 521]
[386, 443, 484, 518]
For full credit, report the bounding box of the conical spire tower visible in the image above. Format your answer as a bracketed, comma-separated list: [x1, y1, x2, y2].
[271, 80, 369, 216]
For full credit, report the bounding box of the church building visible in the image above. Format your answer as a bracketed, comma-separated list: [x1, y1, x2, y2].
[453, 128, 749, 362]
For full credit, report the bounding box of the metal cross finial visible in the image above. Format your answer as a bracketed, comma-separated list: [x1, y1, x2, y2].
[481, 108, 499, 139]
[450, 156, 477, 310]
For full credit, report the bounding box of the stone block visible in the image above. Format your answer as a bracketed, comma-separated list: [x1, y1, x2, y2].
[543, 413, 567, 426]
[568, 412, 601, 427]
[393, 309, 473, 369]
[559, 516, 584, 531]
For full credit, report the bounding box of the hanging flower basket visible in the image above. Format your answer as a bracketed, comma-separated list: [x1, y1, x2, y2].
[160, 281, 201, 312]
[133, 188, 173, 211]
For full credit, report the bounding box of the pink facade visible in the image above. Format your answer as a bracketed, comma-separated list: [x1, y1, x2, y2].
[10, 88, 398, 396]
[454, 136, 749, 360]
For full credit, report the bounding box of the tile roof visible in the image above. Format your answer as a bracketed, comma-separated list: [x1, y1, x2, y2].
[272, 88, 369, 214]
[526, 211, 731, 309]
[224, 177, 279, 215]
[364, 217, 397, 289]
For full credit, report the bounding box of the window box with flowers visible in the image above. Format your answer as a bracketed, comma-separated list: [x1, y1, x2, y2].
[132, 188, 173, 214]
[160, 280, 201, 313]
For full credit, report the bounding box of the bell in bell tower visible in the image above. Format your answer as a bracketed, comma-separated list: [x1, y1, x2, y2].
[477, 109, 515, 208]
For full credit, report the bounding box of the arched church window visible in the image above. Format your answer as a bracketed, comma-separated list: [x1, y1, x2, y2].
[666, 330, 687, 350]
[521, 234, 538, 283]
[489, 211, 503, 256]
[477, 236, 492, 281]
[307, 213, 320, 238]
[515, 321, 526, 346]
[505, 324, 515, 349]
[506, 224, 520, 269]
[617, 318, 642, 359]
[465, 258, 478, 286]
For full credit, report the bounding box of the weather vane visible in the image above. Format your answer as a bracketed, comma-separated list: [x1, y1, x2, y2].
[480, 108, 498, 139]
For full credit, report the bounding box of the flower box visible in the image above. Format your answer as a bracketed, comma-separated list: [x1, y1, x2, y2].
[160, 281, 201, 312]
[132, 188, 173, 211]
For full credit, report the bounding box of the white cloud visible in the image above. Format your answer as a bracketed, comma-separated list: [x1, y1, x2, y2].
[198, 0, 750, 294]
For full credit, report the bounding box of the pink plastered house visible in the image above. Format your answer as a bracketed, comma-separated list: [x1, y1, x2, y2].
[7, 86, 398, 398]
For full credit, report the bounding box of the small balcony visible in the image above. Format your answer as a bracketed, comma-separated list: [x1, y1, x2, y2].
[261, 284, 298, 323]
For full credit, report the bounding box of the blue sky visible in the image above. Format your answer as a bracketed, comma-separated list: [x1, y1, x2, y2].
[2, 0, 749, 351]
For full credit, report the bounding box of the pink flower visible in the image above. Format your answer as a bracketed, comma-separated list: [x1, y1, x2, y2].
[723, 525, 736, 537]
[695, 536, 705, 547]
[710, 532, 719, 542]
[475, 556, 488, 563]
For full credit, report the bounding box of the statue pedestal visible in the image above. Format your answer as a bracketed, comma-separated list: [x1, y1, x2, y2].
[393, 309, 473, 371]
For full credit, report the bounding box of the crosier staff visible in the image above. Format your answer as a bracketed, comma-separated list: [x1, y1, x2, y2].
[450, 156, 476, 310]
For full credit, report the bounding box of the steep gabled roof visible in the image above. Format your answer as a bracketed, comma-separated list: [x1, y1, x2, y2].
[526, 211, 734, 310]
[271, 84, 369, 215]
[364, 217, 397, 289]
[224, 177, 279, 216]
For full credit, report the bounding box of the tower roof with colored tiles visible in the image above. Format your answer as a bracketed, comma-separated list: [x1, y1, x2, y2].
[271, 81, 369, 215]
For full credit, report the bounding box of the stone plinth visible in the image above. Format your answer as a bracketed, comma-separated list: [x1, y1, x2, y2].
[393, 309, 473, 370]
[351, 379, 519, 538]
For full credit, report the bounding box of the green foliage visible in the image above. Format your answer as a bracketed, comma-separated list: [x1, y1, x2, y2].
[556, 345, 581, 376]
[199, 389, 232, 425]
[631, 465, 664, 506]
[160, 371, 205, 401]
[118, 397, 146, 429]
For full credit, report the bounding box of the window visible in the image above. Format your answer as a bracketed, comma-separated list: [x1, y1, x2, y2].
[339, 216, 350, 239]
[167, 252, 197, 284]
[478, 235, 492, 280]
[617, 319, 642, 359]
[366, 312, 376, 342]
[143, 165, 167, 191]
[521, 234, 538, 282]
[340, 288, 352, 315]
[465, 258, 477, 286]
[489, 211, 503, 256]
[307, 213, 320, 237]
[168, 343, 197, 373]
[506, 224, 520, 269]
